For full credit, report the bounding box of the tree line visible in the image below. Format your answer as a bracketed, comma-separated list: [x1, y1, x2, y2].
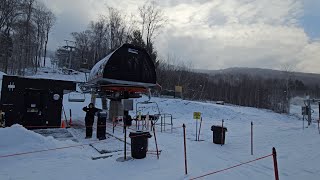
[54, 1, 166, 71]
[156, 58, 320, 113]
[0, 0, 55, 75]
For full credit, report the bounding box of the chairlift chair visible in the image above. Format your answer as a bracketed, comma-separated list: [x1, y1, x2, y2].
[68, 91, 86, 102]
[135, 101, 161, 130]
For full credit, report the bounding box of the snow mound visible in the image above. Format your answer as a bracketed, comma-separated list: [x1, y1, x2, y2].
[0, 125, 77, 156]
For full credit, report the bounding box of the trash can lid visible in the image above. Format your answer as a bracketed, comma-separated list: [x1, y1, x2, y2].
[211, 125, 227, 131]
[98, 111, 107, 117]
[129, 131, 152, 138]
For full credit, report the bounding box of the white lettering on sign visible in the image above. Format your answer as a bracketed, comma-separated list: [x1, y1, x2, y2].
[8, 82, 15, 91]
[128, 48, 138, 54]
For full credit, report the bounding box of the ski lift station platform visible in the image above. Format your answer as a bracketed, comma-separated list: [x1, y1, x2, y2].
[0, 75, 76, 128]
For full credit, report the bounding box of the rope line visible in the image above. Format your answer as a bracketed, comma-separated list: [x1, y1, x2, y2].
[0, 138, 109, 159]
[189, 154, 273, 180]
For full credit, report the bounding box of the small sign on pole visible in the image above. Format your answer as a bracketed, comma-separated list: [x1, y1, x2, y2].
[193, 112, 201, 141]
[193, 112, 201, 120]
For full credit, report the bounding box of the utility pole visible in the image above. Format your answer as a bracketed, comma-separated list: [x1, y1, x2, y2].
[63, 40, 75, 69]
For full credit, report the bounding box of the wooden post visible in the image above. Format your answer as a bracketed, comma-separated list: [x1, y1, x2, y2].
[221, 119, 224, 146]
[198, 117, 203, 141]
[272, 147, 280, 180]
[251, 121, 253, 155]
[183, 124, 188, 175]
[152, 121, 159, 159]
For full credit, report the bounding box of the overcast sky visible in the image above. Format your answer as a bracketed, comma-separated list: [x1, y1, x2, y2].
[39, 0, 320, 73]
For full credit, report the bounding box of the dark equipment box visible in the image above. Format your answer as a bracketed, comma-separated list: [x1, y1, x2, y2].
[0, 75, 76, 129]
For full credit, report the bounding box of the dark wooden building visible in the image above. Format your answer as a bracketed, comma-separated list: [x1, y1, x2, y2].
[0, 75, 76, 128]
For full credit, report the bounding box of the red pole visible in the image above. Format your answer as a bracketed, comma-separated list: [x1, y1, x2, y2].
[272, 147, 280, 180]
[183, 124, 188, 175]
[221, 119, 224, 146]
[251, 122, 253, 155]
[62, 105, 68, 128]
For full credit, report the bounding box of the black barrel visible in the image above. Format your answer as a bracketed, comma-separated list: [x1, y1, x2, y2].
[129, 131, 152, 159]
[97, 111, 107, 140]
[211, 125, 227, 144]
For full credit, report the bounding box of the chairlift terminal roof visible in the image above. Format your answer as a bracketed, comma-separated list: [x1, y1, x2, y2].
[88, 44, 157, 88]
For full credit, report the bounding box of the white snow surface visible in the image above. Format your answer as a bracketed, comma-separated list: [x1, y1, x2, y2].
[1, 96, 320, 179]
[1, 68, 320, 179]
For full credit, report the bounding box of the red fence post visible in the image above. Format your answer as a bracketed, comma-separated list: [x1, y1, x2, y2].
[272, 147, 280, 180]
[183, 124, 188, 175]
[251, 122, 253, 155]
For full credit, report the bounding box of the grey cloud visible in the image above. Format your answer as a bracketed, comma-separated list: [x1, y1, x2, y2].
[40, 0, 320, 73]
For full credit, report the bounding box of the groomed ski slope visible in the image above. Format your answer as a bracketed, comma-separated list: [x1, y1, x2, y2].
[0, 65, 320, 180]
[1, 94, 320, 180]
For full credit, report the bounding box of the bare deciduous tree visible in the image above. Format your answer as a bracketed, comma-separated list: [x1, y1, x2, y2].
[43, 10, 55, 67]
[138, 0, 167, 64]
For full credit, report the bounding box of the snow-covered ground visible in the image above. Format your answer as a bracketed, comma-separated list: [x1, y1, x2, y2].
[1, 65, 320, 180]
[1, 95, 320, 180]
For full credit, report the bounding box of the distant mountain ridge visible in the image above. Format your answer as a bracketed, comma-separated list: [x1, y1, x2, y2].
[196, 67, 320, 86]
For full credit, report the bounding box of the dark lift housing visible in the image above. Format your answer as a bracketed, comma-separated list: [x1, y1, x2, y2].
[0, 75, 76, 128]
[87, 44, 157, 88]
